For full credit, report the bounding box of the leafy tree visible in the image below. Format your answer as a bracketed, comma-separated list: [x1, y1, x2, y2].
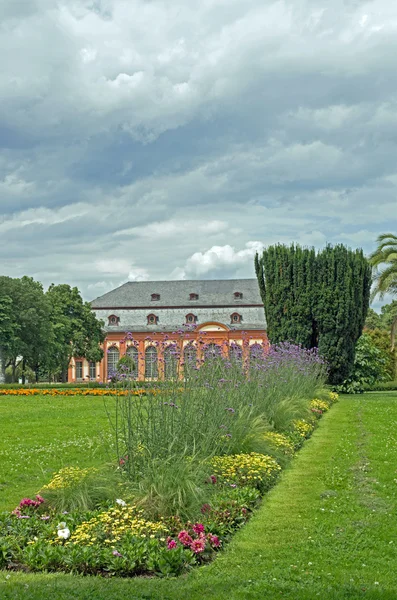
[369, 233, 397, 349]
[255, 244, 372, 385]
[336, 333, 389, 393]
[365, 308, 382, 330]
[366, 329, 396, 380]
[46, 284, 105, 382]
[0, 295, 19, 383]
[0, 276, 53, 382]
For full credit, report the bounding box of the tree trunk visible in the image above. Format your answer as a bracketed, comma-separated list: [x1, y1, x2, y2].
[0, 348, 5, 384]
[11, 360, 16, 383]
[22, 358, 26, 384]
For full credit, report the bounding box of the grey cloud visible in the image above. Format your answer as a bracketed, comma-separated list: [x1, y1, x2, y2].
[0, 0, 397, 301]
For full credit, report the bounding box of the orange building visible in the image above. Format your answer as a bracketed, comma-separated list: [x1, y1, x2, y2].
[68, 279, 268, 382]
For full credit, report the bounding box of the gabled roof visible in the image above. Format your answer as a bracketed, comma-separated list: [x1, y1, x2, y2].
[91, 279, 263, 309]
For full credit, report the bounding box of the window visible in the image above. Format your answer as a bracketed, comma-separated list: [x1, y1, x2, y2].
[229, 342, 243, 367]
[89, 361, 96, 379]
[147, 314, 158, 325]
[183, 343, 197, 376]
[249, 343, 263, 368]
[151, 293, 160, 301]
[164, 344, 179, 380]
[107, 346, 119, 378]
[204, 343, 222, 361]
[108, 315, 119, 326]
[126, 346, 139, 379]
[185, 313, 197, 324]
[231, 313, 242, 324]
[189, 293, 199, 300]
[234, 291, 243, 299]
[145, 346, 158, 378]
[75, 360, 83, 379]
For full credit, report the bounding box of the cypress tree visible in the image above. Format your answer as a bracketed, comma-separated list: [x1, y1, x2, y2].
[255, 244, 372, 385]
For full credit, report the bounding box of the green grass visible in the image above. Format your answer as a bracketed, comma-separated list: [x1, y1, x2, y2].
[0, 396, 116, 512]
[1, 393, 397, 599]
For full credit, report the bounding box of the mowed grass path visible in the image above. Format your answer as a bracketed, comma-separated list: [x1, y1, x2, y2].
[1, 393, 397, 599]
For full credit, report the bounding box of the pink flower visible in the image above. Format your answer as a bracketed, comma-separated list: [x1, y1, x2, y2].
[208, 534, 220, 548]
[201, 503, 211, 514]
[193, 523, 205, 535]
[210, 475, 217, 484]
[178, 530, 193, 546]
[167, 539, 177, 550]
[190, 538, 206, 554]
[112, 550, 123, 557]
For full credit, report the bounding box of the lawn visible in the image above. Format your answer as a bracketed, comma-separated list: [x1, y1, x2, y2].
[1, 393, 397, 599]
[0, 396, 116, 513]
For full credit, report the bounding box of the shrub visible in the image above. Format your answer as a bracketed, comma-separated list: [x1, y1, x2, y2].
[210, 453, 281, 492]
[262, 432, 295, 457]
[336, 333, 390, 393]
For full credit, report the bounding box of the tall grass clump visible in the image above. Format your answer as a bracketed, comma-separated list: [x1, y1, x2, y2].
[106, 336, 327, 517]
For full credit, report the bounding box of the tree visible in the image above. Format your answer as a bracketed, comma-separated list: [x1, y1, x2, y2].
[0, 295, 18, 383]
[369, 233, 397, 349]
[365, 308, 382, 330]
[255, 244, 372, 385]
[0, 276, 53, 382]
[46, 284, 105, 382]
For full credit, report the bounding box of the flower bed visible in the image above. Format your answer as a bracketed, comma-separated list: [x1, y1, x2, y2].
[0, 388, 153, 397]
[0, 343, 337, 578]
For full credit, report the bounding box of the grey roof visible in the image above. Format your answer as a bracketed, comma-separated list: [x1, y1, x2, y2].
[91, 279, 263, 308]
[102, 323, 266, 333]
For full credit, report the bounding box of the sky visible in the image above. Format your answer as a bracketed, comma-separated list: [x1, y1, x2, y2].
[0, 0, 396, 308]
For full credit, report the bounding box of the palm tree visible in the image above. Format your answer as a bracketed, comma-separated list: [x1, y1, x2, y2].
[369, 233, 397, 350]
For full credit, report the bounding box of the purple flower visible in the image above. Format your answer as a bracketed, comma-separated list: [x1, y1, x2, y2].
[112, 550, 123, 557]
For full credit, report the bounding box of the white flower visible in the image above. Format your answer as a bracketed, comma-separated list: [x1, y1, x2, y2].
[116, 499, 126, 507]
[57, 521, 66, 529]
[57, 527, 70, 540]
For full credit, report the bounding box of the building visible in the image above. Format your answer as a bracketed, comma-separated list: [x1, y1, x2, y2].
[68, 279, 268, 382]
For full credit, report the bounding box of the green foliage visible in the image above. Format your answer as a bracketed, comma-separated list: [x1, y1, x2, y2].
[255, 243, 372, 385]
[126, 454, 211, 520]
[46, 284, 105, 381]
[39, 466, 121, 513]
[335, 333, 390, 393]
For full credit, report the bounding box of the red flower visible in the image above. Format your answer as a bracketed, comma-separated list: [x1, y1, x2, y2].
[190, 538, 206, 554]
[208, 534, 220, 548]
[167, 539, 177, 550]
[193, 523, 205, 535]
[178, 530, 193, 546]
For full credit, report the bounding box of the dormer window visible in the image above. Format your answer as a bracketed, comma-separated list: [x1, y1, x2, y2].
[147, 313, 158, 325]
[231, 312, 242, 324]
[189, 293, 199, 300]
[185, 313, 197, 324]
[108, 315, 119, 326]
[151, 293, 160, 301]
[234, 292, 243, 299]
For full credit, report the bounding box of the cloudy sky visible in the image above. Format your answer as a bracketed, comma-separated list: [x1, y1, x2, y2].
[1, 0, 396, 307]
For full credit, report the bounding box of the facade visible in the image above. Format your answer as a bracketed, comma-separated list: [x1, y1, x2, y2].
[68, 279, 268, 382]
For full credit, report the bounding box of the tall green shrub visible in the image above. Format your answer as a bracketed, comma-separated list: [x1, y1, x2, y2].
[255, 244, 372, 385]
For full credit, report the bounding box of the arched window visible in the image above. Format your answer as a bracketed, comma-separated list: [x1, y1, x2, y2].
[185, 313, 197, 324]
[183, 343, 197, 378]
[204, 343, 222, 361]
[164, 344, 179, 380]
[229, 342, 243, 367]
[151, 293, 160, 301]
[107, 346, 120, 378]
[189, 293, 199, 300]
[147, 314, 158, 325]
[126, 345, 139, 379]
[145, 346, 158, 379]
[108, 315, 119, 326]
[230, 313, 242, 324]
[234, 291, 243, 299]
[249, 343, 264, 368]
